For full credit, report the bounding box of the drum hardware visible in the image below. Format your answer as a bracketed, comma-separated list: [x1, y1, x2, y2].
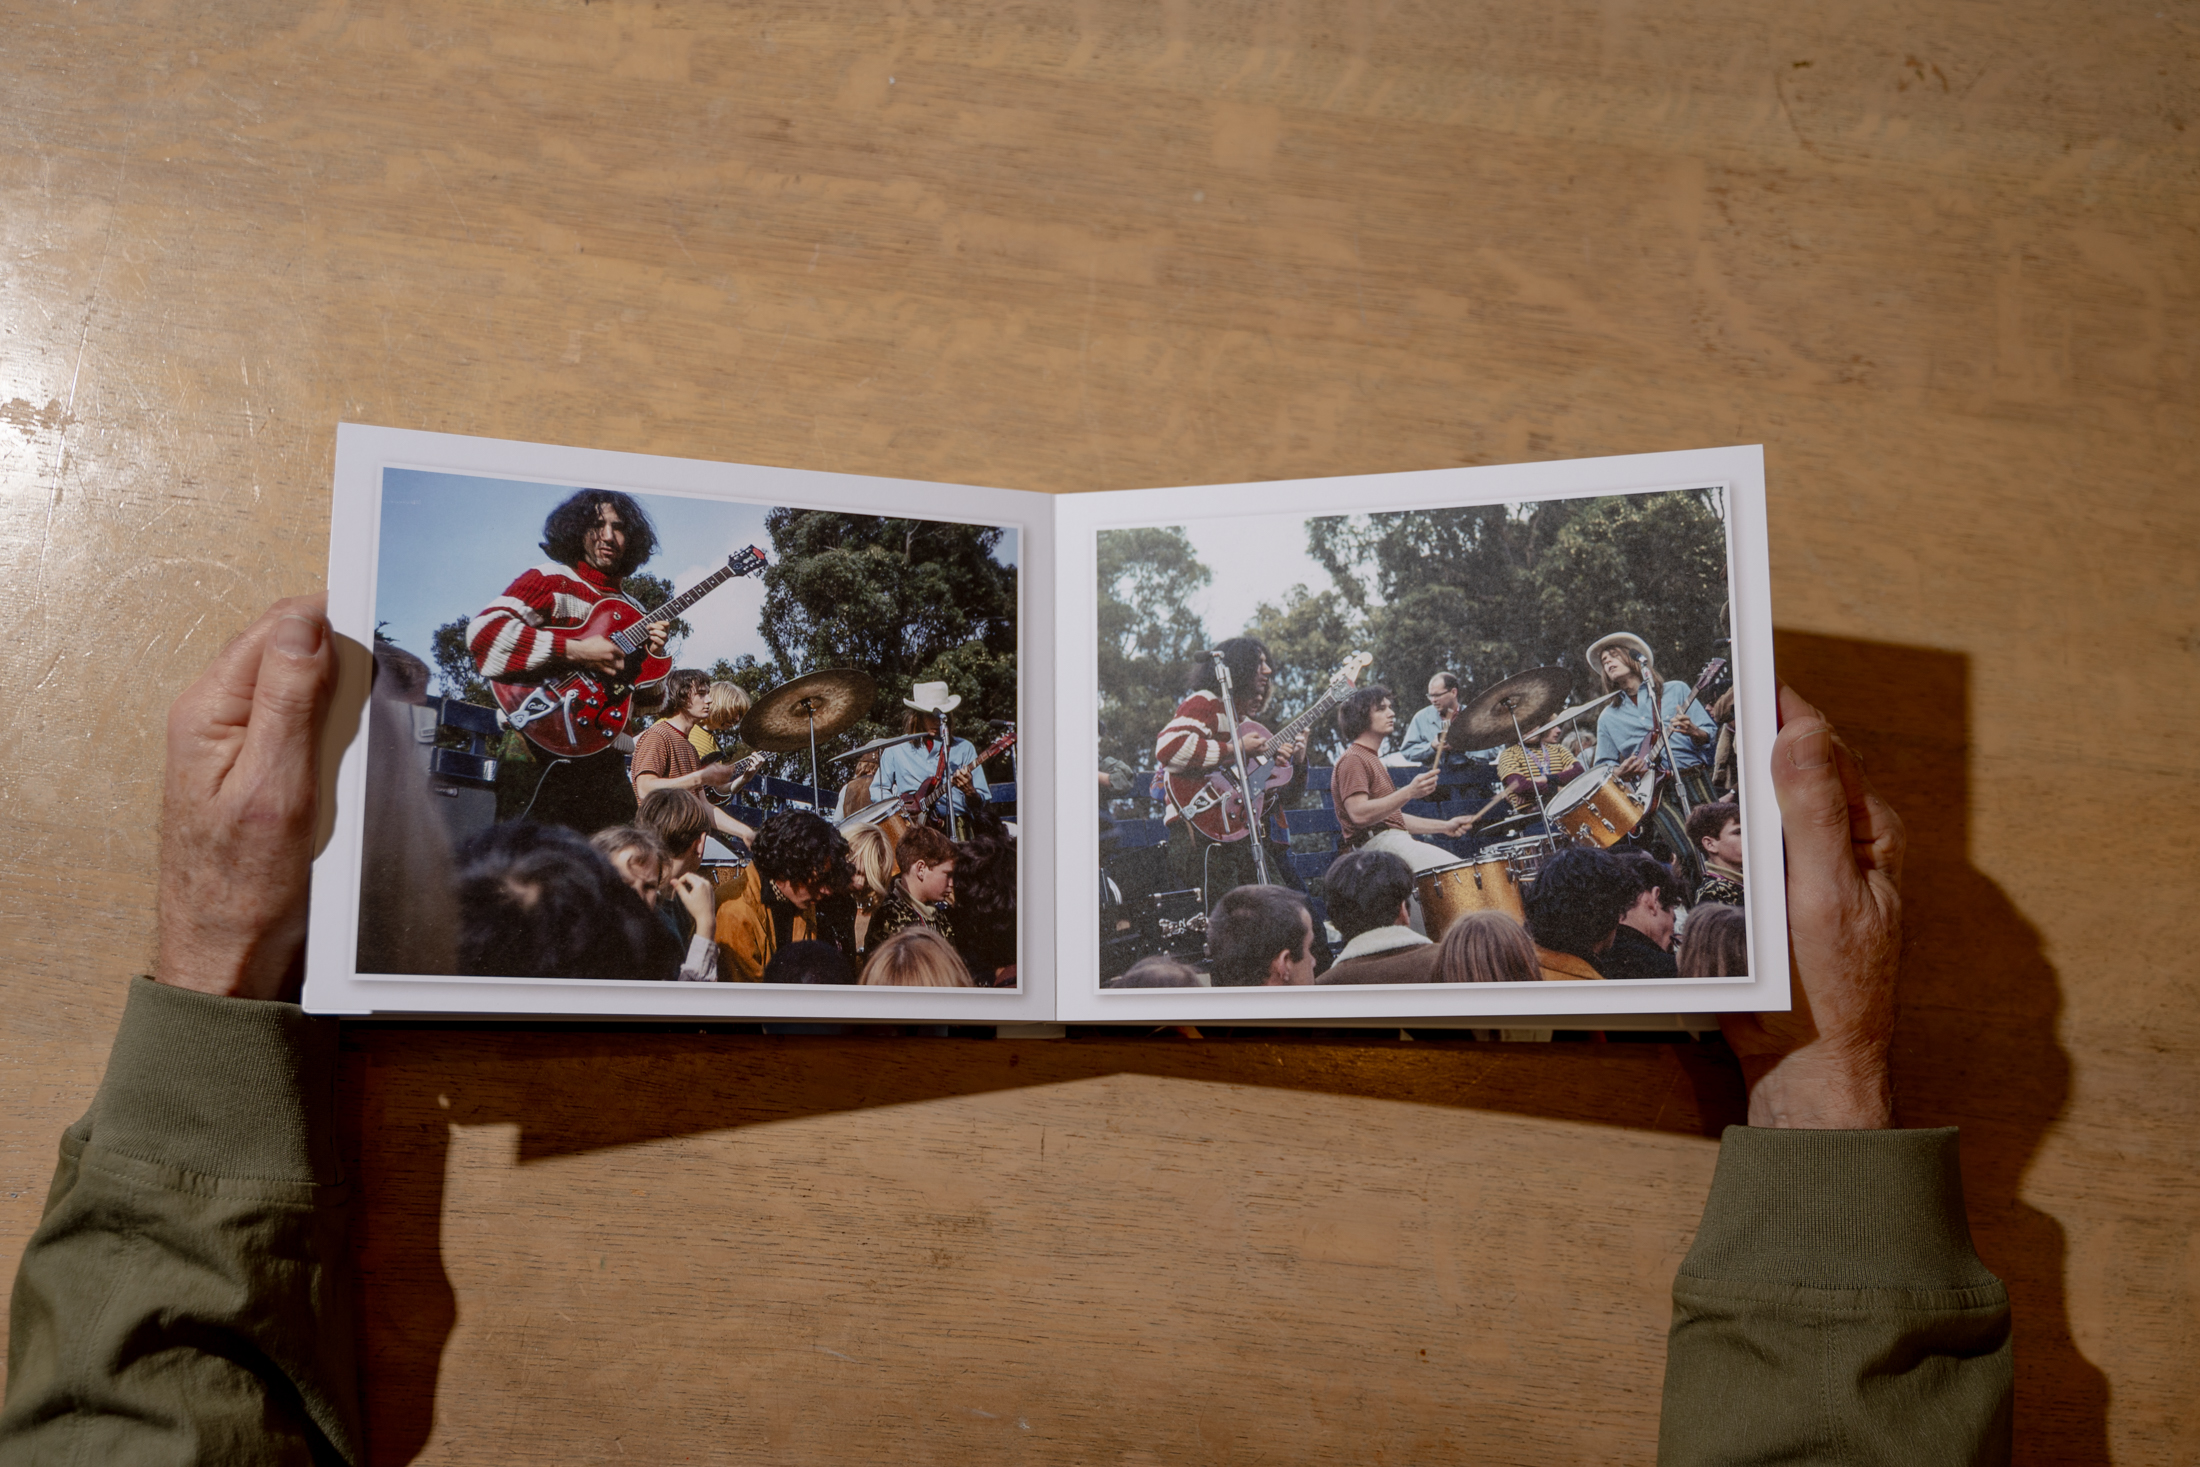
[739, 668, 877, 810]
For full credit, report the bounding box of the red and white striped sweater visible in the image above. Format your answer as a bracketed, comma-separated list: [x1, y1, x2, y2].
[1154, 690, 1232, 777]
[467, 560, 665, 688]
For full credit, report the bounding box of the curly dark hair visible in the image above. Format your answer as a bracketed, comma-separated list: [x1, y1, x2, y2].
[1686, 799, 1740, 855]
[540, 489, 658, 580]
[1618, 851, 1683, 911]
[1524, 849, 1636, 961]
[751, 810, 851, 890]
[452, 821, 664, 980]
[1322, 848, 1416, 942]
[949, 824, 1018, 982]
[1336, 684, 1393, 743]
[1185, 636, 1270, 702]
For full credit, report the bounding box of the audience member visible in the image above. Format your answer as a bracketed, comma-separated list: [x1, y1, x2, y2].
[1688, 800, 1745, 908]
[1105, 956, 1206, 988]
[1433, 910, 1542, 984]
[841, 821, 896, 954]
[1315, 849, 1438, 984]
[868, 824, 956, 955]
[860, 925, 976, 987]
[715, 811, 850, 980]
[1523, 849, 1634, 981]
[1206, 885, 1316, 986]
[950, 817, 1019, 986]
[1677, 902, 1750, 978]
[453, 821, 664, 981]
[1603, 853, 1682, 980]
[763, 939, 855, 985]
[630, 791, 724, 982]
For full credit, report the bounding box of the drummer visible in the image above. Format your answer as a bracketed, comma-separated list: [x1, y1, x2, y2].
[1330, 685, 1478, 872]
[871, 681, 989, 822]
[1495, 719, 1585, 821]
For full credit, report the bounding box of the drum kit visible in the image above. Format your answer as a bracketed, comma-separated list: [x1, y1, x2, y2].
[1410, 666, 1659, 941]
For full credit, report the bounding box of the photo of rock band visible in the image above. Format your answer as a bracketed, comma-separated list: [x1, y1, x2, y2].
[358, 483, 1020, 990]
[1096, 504, 1749, 991]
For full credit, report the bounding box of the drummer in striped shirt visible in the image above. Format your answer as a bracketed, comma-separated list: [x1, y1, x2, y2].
[1494, 721, 1584, 819]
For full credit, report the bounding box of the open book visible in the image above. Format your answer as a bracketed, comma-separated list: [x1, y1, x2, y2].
[305, 425, 1785, 1024]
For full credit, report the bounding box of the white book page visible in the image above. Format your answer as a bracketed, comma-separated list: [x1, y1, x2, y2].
[1053, 446, 1786, 1024]
[305, 424, 1055, 1021]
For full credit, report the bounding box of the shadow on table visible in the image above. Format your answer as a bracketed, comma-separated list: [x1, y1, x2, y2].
[343, 631, 2106, 1466]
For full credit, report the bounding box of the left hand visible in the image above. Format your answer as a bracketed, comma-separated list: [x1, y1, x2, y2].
[1274, 738, 1304, 764]
[157, 596, 338, 1001]
[1668, 712, 1707, 741]
[645, 621, 671, 657]
[951, 767, 977, 796]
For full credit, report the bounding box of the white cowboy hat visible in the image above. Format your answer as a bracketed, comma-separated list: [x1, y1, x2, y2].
[903, 680, 963, 714]
[1585, 632, 1654, 675]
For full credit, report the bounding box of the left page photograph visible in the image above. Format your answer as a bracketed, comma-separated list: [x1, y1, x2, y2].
[305, 425, 1055, 1021]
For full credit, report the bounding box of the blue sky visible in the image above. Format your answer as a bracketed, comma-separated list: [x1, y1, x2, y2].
[374, 469, 1018, 692]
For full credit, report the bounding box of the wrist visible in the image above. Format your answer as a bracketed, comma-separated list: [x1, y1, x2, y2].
[1740, 1043, 1894, 1129]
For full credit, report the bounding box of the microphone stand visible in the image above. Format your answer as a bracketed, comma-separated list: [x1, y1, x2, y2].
[1640, 655, 1695, 819]
[1212, 652, 1274, 888]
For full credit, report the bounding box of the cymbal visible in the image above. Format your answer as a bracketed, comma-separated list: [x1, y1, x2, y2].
[832, 731, 927, 764]
[1454, 666, 1574, 744]
[836, 796, 905, 831]
[1522, 689, 1622, 742]
[739, 669, 877, 751]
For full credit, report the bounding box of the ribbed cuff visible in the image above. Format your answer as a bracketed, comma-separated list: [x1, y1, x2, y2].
[1679, 1126, 1996, 1292]
[86, 977, 342, 1185]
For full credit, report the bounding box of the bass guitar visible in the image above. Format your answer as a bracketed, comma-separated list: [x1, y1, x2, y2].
[495, 546, 769, 759]
[700, 749, 771, 806]
[901, 730, 1018, 826]
[1167, 651, 1372, 843]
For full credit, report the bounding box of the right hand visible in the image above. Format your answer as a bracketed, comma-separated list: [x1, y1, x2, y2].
[1405, 768, 1441, 800]
[564, 634, 625, 676]
[1617, 754, 1648, 778]
[1718, 684, 1905, 1129]
[672, 872, 717, 931]
[1238, 730, 1271, 759]
[698, 760, 741, 788]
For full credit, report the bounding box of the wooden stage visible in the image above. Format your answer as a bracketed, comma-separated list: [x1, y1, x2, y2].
[3, 3, 2192, 1461]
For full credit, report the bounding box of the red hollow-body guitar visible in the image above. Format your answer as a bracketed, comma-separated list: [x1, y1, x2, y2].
[493, 546, 769, 759]
[1165, 651, 1371, 843]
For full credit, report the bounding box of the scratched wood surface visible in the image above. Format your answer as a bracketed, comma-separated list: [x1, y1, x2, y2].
[3, 2, 2195, 1462]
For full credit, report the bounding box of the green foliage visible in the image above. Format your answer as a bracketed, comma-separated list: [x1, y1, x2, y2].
[1096, 527, 1211, 768]
[429, 616, 491, 706]
[1310, 491, 1731, 731]
[1244, 585, 1362, 762]
[619, 573, 694, 654]
[755, 511, 1019, 757]
[704, 653, 778, 698]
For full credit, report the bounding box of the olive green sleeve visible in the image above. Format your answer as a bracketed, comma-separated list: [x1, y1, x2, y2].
[1, 978, 361, 1466]
[1659, 1126, 2012, 1466]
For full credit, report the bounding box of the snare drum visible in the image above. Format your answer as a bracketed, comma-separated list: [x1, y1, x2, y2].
[1483, 836, 1551, 889]
[1415, 853, 1526, 937]
[1546, 763, 1647, 848]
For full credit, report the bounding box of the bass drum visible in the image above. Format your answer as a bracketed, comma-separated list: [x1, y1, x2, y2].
[1415, 854, 1526, 938]
[1546, 763, 1648, 848]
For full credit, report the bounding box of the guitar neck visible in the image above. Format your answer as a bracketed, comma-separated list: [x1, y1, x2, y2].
[1268, 684, 1346, 751]
[613, 565, 738, 653]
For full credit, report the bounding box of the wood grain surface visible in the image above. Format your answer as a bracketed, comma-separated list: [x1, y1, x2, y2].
[4, 1, 2195, 1462]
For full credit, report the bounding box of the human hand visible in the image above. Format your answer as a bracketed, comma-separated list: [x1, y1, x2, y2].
[1669, 712, 1707, 741]
[645, 622, 671, 657]
[698, 760, 740, 788]
[672, 872, 717, 930]
[1449, 815, 1477, 835]
[1618, 754, 1649, 778]
[1406, 768, 1441, 800]
[156, 596, 338, 1001]
[1239, 731, 1271, 758]
[951, 767, 977, 795]
[1275, 738, 1304, 764]
[1719, 684, 1904, 1129]
[564, 634, 625, 675]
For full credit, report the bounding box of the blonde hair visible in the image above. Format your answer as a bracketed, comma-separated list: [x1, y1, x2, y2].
[842, 822, 897, 899]
[860, 926, 974, 987]
[1433, 911, 1540, 984]
[704, 681, 751, 732]
[1677, 903, 1749, 977]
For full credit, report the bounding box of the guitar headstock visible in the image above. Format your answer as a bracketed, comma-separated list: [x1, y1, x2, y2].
[729, 545, 769, 577]
[1335, 651, 1373, 688]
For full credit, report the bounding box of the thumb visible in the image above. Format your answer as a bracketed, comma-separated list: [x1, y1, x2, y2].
[1770, 683, 1857, 890]
[237, 603, 337, 789]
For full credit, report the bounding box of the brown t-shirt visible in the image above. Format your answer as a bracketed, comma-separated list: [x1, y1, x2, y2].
[630, 718, 701, 791]
[1331, 742, 1405, 846]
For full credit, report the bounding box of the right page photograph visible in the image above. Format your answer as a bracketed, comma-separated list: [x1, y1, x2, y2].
[1053, 447, 1786, 1024]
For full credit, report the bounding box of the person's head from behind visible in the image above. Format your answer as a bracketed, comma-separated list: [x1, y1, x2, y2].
[1687, 800, 1743, 869]
[842, 822, 896, 901]
[1434, 911, 1540, 984]
[1618, 852, 1683, 951]
[590, 825, 668, 910]
[635, 789, 712, 877]
[752, 811, 849, 909]
[1677, 903, 1749, 977]
[895, 824, 957, 906]
[1206, 884, 1315, 986]
[1106, 956, 1204, 989]
[861, 925, 975, 986]
[453, 821, 653, 980]
[704, 679, 752, 733]
[1525, 849, 1635, 960]
[764, 939, 854, 985]
[1322, 849, 1415, 943]
[540, 488, 658, 580]
[1335, 684, 1394, 745]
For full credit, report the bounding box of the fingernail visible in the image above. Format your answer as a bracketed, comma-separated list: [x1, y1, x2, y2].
[277, 615, 324, 658]
[1787, 726, 1833, 770]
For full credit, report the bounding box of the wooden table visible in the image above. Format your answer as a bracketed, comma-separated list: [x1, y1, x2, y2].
[4, 3, 2192, 1460]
